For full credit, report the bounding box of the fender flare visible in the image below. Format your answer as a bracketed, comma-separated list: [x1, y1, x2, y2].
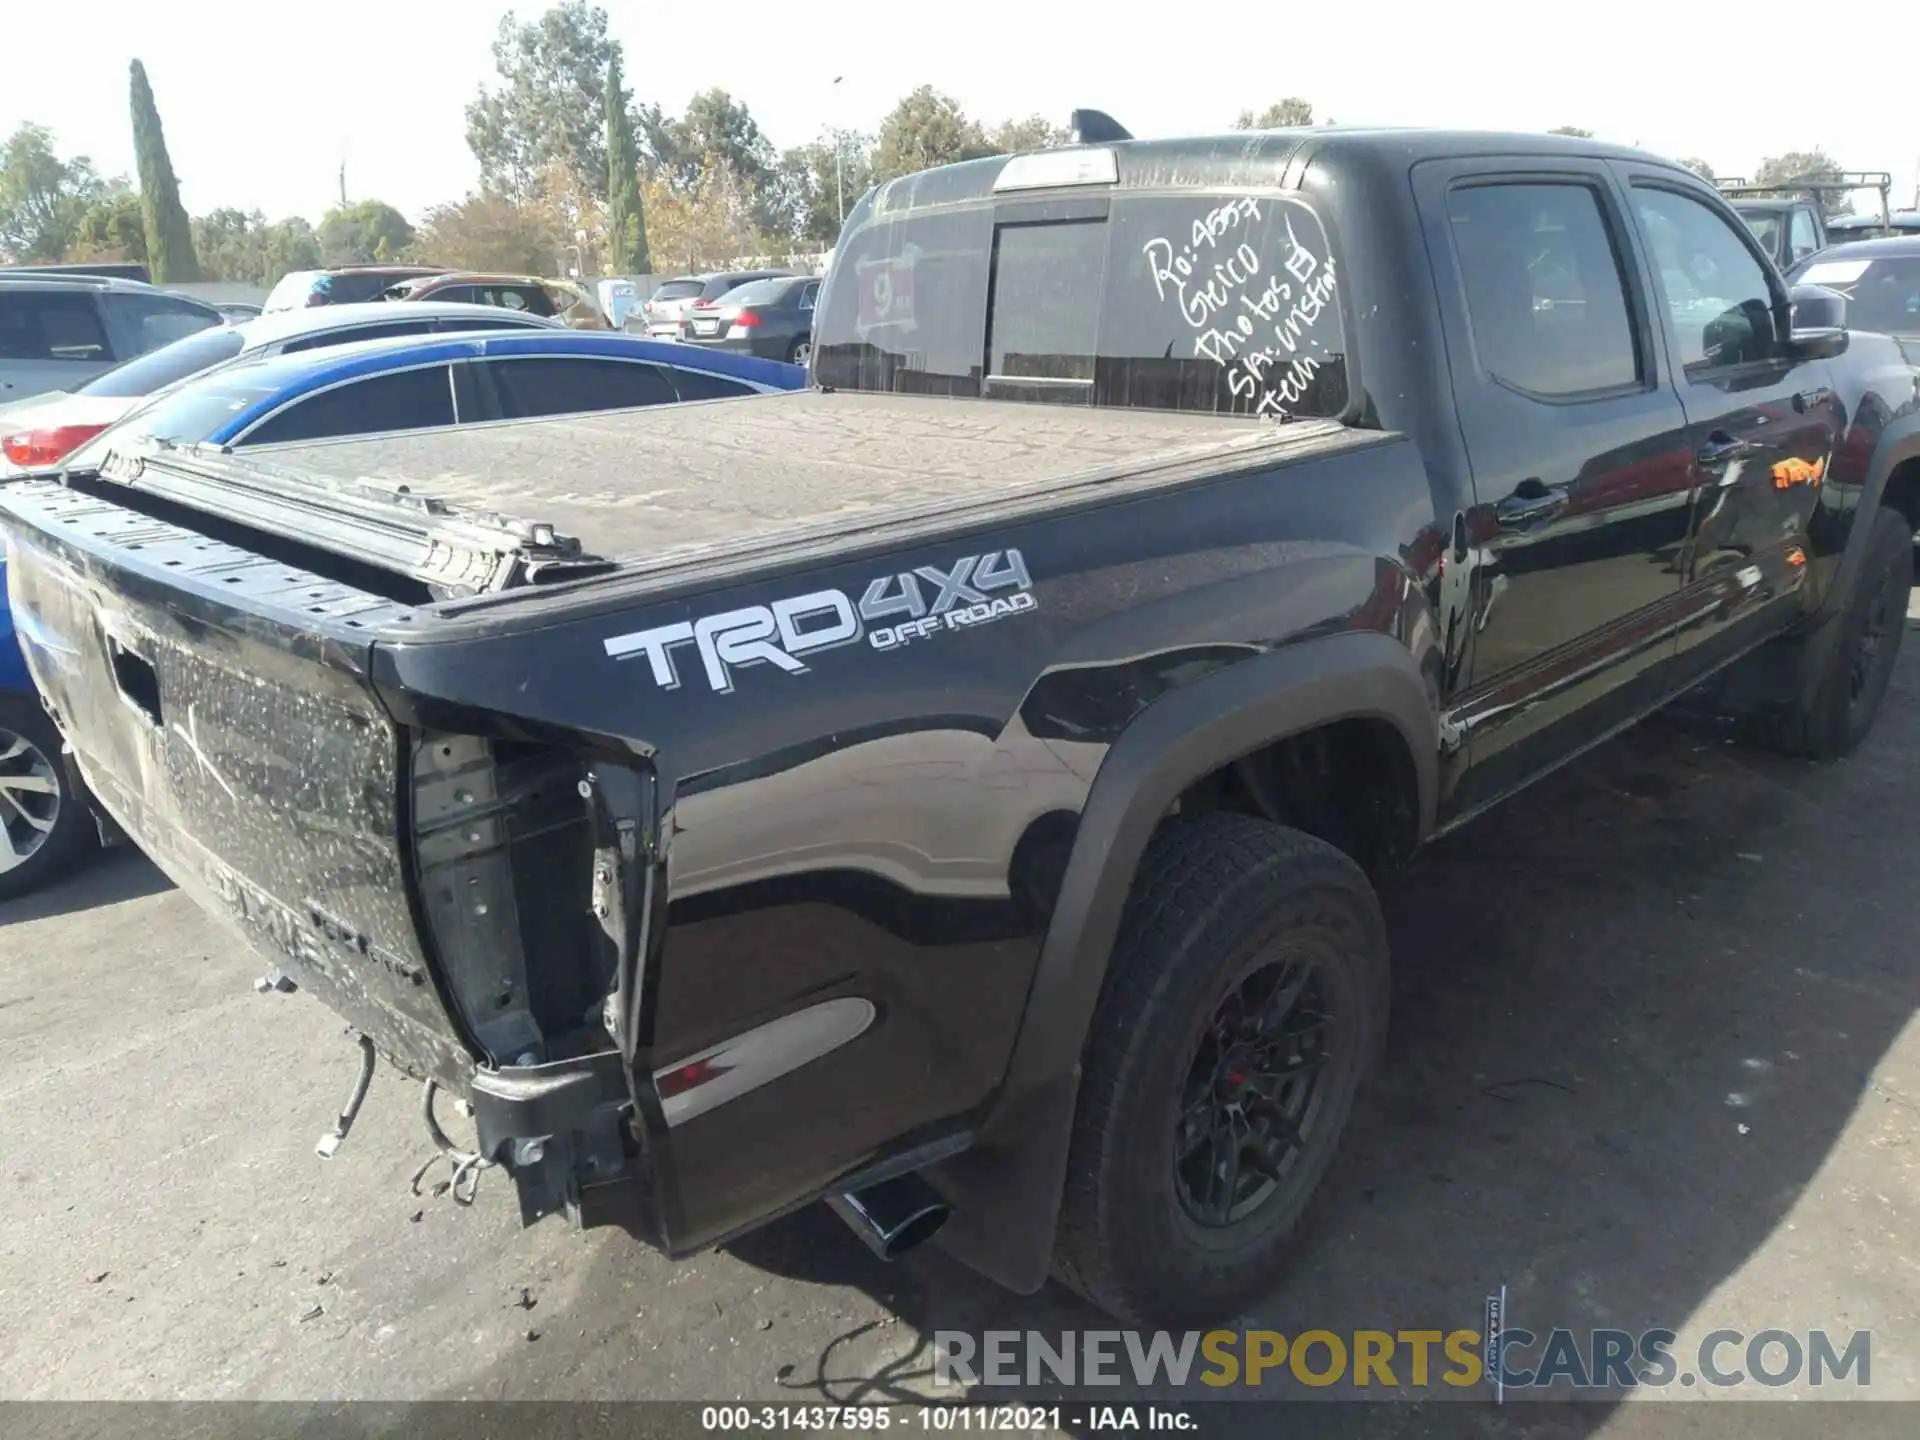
[927, 630, 1438, 1292]
[1819, 416, 1920, 622]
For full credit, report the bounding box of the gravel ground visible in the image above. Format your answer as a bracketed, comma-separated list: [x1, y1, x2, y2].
[2, 614, 1917, 1437]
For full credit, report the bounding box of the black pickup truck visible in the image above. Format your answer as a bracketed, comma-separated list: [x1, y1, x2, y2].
[4, 127, 1918, 1327]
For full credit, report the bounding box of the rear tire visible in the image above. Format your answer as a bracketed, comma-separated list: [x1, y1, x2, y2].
[1052, 812, 1389, 1325]
[0, 691, 94, 902]
[1765, 505, 1911, 760]
[787, 337, 812, 367]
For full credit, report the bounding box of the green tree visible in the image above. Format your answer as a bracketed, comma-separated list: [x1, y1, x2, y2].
[1235, 98, 1314, 129]
[129, 60, 199, 281]
[1756, 149, 1852, 218]
[873, 86, 992, 183]
[672, 89, 776, 192]
[318, 200, 415, 265]
[604, 52, 648, 272]
[634, 104, 686, 181]
[466, 1, 620, 202]
[1548, 125, 1594, 138]
[262, 216, 322, 280]
[191, 207, 276, 283]
[1678, 156, 1716, 181]
[0, 122, 105, 262]
[71, 186, 147, 264]
[989, 115, 1070, 154]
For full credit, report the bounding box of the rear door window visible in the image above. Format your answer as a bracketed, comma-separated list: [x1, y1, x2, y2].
[323, 273, 406, 305]
[1444, 182, 1641, 397]
[241, 364, 457, 445]
[486, 356, 678, 418]
[0, 291, 112, 362]
[101, 291, 221, 356]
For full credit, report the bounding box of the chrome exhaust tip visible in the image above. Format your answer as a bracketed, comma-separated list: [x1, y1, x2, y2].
[827, 1172, 952, 1261]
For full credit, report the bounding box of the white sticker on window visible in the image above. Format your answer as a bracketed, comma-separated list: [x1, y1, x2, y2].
[1798, 260, 1871, 285]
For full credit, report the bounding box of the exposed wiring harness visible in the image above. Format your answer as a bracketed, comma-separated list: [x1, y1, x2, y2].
[409, 1078, 496, 1206]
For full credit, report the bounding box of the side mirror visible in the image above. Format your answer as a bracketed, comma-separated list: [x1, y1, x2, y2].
[1788, 283, 1849, 360]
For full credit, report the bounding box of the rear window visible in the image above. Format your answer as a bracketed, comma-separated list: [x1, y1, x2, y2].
[261, 272, 321, 313]
[77, 325, 245, 396]
[93, 372, 282, 451]
[721, 278, 797, 308]
[650, 280, 704, 302]
[1792, 253, 1920, 335]
[705, 275, 770, 299]
[321, 273, 405, 305]
[278, 319, 437, 353]
[1739, 210, 1785, 256]
[815, 191, 1348, 420]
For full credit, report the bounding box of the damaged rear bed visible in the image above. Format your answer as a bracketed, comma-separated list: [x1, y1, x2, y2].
[0, 386, 1379, 1248]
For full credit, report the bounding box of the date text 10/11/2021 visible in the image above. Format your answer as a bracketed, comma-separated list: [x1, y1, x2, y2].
[1142, 196, 1339, 420]
[700, 1406, 1191, 1432]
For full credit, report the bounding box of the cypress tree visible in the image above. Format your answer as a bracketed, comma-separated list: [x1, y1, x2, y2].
[129, 60, 199, 283]
[604, 53, 649, 274]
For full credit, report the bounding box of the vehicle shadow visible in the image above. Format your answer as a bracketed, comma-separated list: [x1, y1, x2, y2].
[713, 648, 1920, 1434]
[0, 843, 173, 927]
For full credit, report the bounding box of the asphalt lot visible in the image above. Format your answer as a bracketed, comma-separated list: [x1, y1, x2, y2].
[3, 608, 1917, 1436]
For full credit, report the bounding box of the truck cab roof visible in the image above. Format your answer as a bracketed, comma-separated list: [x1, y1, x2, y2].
[868, 127, 1688, 211]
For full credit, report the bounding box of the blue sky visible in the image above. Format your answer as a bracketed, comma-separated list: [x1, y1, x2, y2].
[7, 0, 1917, 224]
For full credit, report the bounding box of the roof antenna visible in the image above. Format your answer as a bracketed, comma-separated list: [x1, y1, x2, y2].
[1070, 109, 1132, 145]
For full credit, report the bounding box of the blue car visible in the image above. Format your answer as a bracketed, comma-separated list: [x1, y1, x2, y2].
[0, 564, 92, 899]
[0, 330, 804, 899]
[57, 328, 803, 460]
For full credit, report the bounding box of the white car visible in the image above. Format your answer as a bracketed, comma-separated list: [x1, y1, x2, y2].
[0, 300, 565, 475]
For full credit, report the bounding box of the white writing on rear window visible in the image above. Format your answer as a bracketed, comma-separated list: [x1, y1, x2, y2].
[1142, 206, 1339, 420]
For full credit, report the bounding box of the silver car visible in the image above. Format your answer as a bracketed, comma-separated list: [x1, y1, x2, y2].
[631, 269, 800, 340]
[0, 274, 223, 404]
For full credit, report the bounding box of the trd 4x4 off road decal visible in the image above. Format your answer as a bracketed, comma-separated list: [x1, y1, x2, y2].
[603, 549, 1036, 694]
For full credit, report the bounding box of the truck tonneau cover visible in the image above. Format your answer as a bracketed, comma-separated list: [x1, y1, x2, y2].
[241, 390, 1314, 566]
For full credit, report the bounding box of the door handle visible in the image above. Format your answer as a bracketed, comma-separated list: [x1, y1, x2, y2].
[1494, 478, 1569, 529]
[1696, 431, 1752, 467]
